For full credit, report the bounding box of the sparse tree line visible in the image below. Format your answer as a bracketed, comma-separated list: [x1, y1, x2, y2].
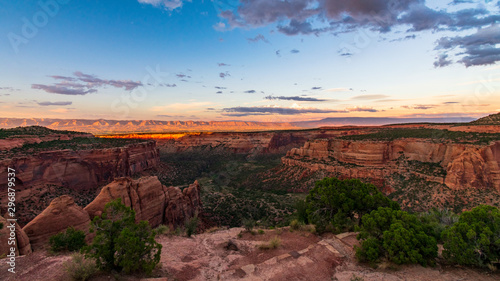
[296, 177, 500, 270]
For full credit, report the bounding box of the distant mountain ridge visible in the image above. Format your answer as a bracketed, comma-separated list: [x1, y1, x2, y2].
[0, 116, 480, 134]
[470, 112, 500, 125]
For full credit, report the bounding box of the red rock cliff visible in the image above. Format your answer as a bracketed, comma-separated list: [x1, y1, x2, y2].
[285, 139, 500, 191]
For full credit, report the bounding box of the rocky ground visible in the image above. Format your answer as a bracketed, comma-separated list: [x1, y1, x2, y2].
[1, 227, 498, 281]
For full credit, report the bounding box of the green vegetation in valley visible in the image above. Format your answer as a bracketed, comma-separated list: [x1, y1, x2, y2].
[339, 128, 500, 144]
[155, 149, 303, 228]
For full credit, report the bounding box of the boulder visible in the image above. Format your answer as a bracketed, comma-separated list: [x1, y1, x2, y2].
[0, 215, 32, 256]
[22, 195, 90, 250]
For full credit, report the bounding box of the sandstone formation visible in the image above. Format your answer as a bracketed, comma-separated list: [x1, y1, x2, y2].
[22, 195, 90, 250]
[0, 141, 160, 225]
[84, 176, 202, 228]
[0, 215, 32, 256]
[285, 138, 500, 192]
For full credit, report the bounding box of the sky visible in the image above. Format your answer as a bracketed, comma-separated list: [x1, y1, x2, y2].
[0, 0, 499, 123]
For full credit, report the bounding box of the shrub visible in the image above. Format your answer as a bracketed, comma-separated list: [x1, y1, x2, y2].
[306, 177, 399, 233]
[441, 205, 500, 268]
[355, 207, 437, 266]
[418, 208, 458, 243]
[295, 200, 309, 224]
[63, 253, 97, 281]
[83, 199, 162, 274]
[185, 215, 199, 238]
[290, 219, 301, 231]
[258, 229, 265, 235]
[155, 224, 169, 236]
[49, 227, 86, 253]
[242, 218, 255, 232]
[258, 236, 281, 250]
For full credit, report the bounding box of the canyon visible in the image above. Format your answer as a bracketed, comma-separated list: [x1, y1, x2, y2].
[0, 140, 160, 225]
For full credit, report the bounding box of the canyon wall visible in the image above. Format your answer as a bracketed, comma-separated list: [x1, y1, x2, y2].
[0, 141, 159, 193]
[285, 138, 500, 192]
[0, 141, 160, 225]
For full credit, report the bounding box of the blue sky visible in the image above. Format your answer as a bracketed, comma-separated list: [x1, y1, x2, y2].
[0, 0, 499, 122]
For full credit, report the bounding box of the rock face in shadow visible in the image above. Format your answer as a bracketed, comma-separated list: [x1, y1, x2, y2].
[0, 141, 160, 225]
[0, 215, 32, 256]
[163, 180, 202, 228]
[0, 141, 159, 192]
[84, 176, 202, 228]
[22, 195, 90, 250]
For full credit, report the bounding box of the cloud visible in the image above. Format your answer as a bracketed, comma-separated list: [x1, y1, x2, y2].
[351, 94, 389, 100]
[401, 104, 437, 110]
[32, 84, 97, 95]
[435, 24, 500, 67]
[216, 91, 223, 94]
[290, 49, 300, 54]
[218, 63, 230, 66]
[346, 106, 378, 112]
[265, 95, 327, 102]
[37, 101, 73, 106]
[32, 71, 142, 95]
[217, 0, 500, 67]
[176, 73, 191, 79]
[311, 87, 322, 90]
[215, 86, 227, 89]
[162, 83, 177, 87]
[244, 90, 256, 93]
[0, 86, 20, 92]
[222, 106, 348, 116]
[220, 72, 230, 79]
[137, 0, 190, 11]
[156, 114, 186, 118]
[247, 34, 269, 43]
[275, 50, 281, 57]
[434, 54, 453, 68]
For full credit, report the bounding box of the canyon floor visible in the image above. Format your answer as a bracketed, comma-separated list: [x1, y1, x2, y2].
[1, 227, 498, 281]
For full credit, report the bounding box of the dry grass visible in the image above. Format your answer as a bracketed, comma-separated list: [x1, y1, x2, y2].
[258, 236, 282, 250]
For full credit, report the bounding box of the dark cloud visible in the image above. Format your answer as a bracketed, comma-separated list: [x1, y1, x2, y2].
[206, 108, 216, 110]
[278, 19, 327, 35]
[222, 106, 348, 116]
[165, 83, 177, 87]
[340, 52, 353, 57]
[176, 73, 191, 79]
[275, 50, 281, 57]
[436, 24, 500, 67]
[434, 54, 453, 67]
[290, 49, 300, 54]
[247, 34, 269, 43]
[37, 101, 72, 106]
[351, 94, 389, 100]
[244, 90, 256, 93]
[216, 91, 223, 94]
[32, 84, 97, 95]
[443, 101, 459, 104]
[32, 71, 142, 95]
[311, 87, 322, 90]
[157, 114, 186, 118]
[215, 86, 227, 89]
[218, 0, 500, 67]
[220, 72, 230, 79]
[265, 95, 327, 102]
